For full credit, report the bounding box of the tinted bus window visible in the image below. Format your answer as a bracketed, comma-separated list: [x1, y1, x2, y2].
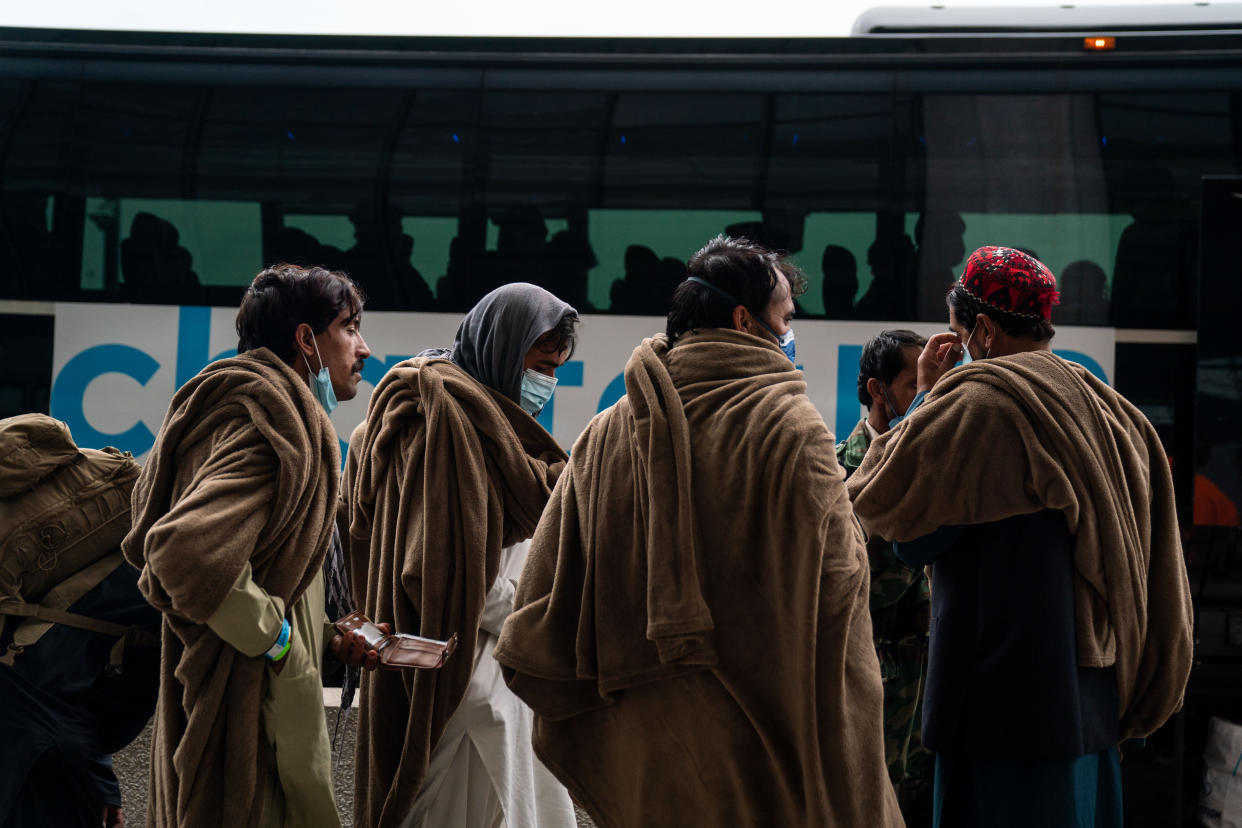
[0, 71, 1233, 323]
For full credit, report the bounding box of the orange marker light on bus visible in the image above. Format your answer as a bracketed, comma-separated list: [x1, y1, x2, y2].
[1084, 36, 1116, 51]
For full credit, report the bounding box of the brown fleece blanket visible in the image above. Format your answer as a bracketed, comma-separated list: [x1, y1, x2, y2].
[494, 330, 902, 828]
[345, 357, 566, 828]
[847, 350, 1192, 741]
[122, 348, 339, 828]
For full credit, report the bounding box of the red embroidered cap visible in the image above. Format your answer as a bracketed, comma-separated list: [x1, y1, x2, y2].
[957, 246, 1060, 322]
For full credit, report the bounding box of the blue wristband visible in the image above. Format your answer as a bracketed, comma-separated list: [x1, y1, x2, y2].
[265, 618, 292, 661]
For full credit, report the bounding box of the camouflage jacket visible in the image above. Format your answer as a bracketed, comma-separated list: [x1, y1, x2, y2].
[837, 418, 933, 785]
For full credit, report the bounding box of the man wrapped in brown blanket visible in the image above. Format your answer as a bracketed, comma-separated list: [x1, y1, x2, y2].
[123, 265, 376, 828]
[848, 247, 1192, 827]
[345, 283, 579, 828]
[495, 236, 902, 828]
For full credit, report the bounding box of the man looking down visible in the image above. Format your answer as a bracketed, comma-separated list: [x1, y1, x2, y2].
[345, 283, 579, 828]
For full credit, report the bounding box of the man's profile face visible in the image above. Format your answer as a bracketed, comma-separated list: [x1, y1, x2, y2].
[887, 346, 921, 416]
[523, 335, 570, 378]
[314, 306, 372, 402]
[948, 306, 986, 362]
[759, 270, 795, 340]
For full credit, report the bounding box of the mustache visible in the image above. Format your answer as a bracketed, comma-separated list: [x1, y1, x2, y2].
[352, 361, 366, 374]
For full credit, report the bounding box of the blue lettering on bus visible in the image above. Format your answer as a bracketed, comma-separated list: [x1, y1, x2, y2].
[538, 360, 584, 432]
[50, 344, 160, 454]
[51, 306, 1114, 460]
[836, 344, 864, 440]
[176, 306, 236, 386]
[597, 370, 627, 414]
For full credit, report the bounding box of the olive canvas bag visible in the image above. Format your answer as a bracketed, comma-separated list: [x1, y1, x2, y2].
[0, 413, 151, 668]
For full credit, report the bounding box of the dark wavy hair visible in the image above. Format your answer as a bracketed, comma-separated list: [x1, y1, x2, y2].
[235, 264, 365, 362]
[856, 329, 927, 407]
[666, 235, 807, 344]
[947, 284, 1055, 342]
[532, 310, 581, 359]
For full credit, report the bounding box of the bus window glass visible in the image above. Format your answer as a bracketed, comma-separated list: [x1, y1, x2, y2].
[898, 212, 1127, 327]
[916, 94, 1109, 321]
[476, 92, 610, 205]
[196, 87, 398, 205]
[604, 94, 764, 209]
[276, 211, 443, 311]
[390, 90, 477, 214]
[797, 212, 888, 318]
[768, 95, 898, 214]
[80, 197, 261, 301]
[915, 92, 1233, 329]
[586, 208, 761, 313]
[283, 214, 355, 257]
[402, 215, 459, 305]
[75, 84, 198, 198]
[1097, 93, 1233, 329]
[3, 83, 80, 300]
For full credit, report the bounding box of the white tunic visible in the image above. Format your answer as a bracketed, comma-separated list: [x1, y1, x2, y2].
[405, 540, 577, 828]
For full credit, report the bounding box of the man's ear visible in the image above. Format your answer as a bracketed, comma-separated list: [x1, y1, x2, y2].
[977, 314, 998, 352]
[294, 322, 317, 361]
[730, 304, 750, 334]
[865, 376, 883, 406]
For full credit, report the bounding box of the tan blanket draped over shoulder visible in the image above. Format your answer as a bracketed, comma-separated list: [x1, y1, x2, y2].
[345, 356, 566, 828]
[847, 350, 1193, 741]
[121, 348, 339, 828]
[494, 330, 902, 828]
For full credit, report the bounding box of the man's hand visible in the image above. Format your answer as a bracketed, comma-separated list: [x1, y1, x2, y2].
[917, 332, 965, 393]
[103, 805, 125, 828]
[329, 623, 392, 670]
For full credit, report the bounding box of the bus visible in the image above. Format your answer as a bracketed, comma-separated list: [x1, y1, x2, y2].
[0, 12, 1239, 823]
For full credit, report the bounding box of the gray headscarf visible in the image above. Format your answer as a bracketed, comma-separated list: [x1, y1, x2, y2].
[419, 283, 577, 404]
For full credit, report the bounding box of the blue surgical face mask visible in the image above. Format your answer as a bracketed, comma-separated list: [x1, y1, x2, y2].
[301, 337, 339, 416]
[519, 369, 557, 417]
[959, 325, 978, 366]
[879, 385, 902, 430]
[774, 328, 796, 364]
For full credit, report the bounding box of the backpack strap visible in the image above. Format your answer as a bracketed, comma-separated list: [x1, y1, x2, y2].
[0, 551, 158, 670]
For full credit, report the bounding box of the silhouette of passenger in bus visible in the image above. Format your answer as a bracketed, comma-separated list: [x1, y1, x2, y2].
[435, 236, 471, 312]
[609, 246, 686, 316]
[476, 206, 548, 301]
[346, 211, 435, 311]
[1110, 166, 1197, 329]
[1057, 260, 1109, 326]
[609, 244, 661, 315]
[543, 228, 598, 312]
[855, 229, 915, 320]
[268, 226, 347, 273]
[913, 211, 966, 320]
[656, 256, 688, 309]
[0, 193, 55, 300]
[725, 220, 793, 256]
[820, 244, 858, 319]
[120, 212, 201, 304]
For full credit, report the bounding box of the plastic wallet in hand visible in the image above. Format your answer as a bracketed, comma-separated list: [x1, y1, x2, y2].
[334, 610, 459, 670]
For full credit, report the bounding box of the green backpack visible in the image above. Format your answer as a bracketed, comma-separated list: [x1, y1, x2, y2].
[0, 413, 153, 669]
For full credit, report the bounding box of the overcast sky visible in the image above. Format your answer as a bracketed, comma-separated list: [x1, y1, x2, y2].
[0, 0, 1203, 39]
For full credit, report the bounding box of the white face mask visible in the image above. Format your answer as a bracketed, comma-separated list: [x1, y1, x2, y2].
[519, 369, 557, 417]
